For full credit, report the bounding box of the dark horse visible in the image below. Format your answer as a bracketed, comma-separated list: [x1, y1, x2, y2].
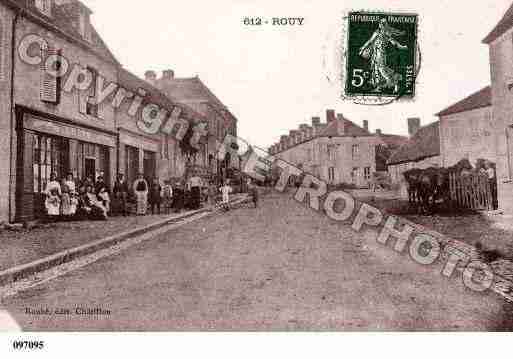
[403, 159, 473, 214]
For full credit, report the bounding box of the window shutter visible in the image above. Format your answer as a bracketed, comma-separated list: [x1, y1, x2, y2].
[40, 43, 58, 103]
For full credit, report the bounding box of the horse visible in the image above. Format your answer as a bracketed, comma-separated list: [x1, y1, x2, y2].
[403, 168, 422, 205]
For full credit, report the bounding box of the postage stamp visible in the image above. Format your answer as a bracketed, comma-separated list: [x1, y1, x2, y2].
[344, 11, 419, 100]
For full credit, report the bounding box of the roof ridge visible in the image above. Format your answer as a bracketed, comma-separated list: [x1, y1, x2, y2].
[436, 86, 491, 117]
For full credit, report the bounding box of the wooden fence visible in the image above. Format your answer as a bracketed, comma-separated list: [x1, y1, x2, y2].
[449, 172, 493, 211]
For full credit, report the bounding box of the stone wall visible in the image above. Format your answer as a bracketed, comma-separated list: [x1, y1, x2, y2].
[439, 106, 494, 168]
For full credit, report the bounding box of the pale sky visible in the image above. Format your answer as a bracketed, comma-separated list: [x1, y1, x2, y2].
[84, 0, 512, 148]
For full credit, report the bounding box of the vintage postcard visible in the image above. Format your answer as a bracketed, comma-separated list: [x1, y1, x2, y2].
[0, 0, 513, 355]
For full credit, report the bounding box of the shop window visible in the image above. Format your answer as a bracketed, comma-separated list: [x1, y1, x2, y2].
[32, 134, 68, 194]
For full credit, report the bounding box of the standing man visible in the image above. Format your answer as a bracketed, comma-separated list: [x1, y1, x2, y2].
[149, 177, 163, 215]
[486, 161, 498, 210]
[113, 173, 130, 216]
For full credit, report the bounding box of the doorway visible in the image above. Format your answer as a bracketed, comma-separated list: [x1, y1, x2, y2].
[143, 150, 156, 182]
[84, 158, 96, 182]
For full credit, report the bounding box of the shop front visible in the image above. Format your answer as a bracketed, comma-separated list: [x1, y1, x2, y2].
[15, 108, 117, 222]
[118, 129, 159, 187]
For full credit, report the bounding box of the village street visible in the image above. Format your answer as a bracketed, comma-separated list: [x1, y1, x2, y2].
[1, 191, 512, 331]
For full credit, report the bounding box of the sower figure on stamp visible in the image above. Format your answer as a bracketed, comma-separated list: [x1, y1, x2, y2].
[359, 18, 408, 94]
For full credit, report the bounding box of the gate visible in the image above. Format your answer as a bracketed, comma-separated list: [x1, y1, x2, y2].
[449, 172, 493, 210]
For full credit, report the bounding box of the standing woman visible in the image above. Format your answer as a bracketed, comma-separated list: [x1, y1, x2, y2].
[44, 172, 62, 219]
[133, 173, 149, 216]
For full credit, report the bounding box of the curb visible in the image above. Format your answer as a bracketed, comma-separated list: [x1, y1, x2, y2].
[0, 195, 250, 287]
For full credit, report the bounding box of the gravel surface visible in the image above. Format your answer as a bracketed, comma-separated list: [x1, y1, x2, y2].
[1, 192, 512, 331]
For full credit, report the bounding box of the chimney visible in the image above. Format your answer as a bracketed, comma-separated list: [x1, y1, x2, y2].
[281, 135, 289, 149]
[376, 129, 382, 136]
[162, 69, 175, 80]
[408, 118, 421, 137]
[145, 70, 157, 85]
[326, 109, 336, 123]
[299, 124, 309, 141]
[312, 117, 321, 135]
[337, 114, 345, 135]
[363, 120, 369, 132]
[289, 130, 299, 145]
[58, 1, 92, 41]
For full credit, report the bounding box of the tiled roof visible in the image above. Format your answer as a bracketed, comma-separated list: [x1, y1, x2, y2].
[157, 76, 238, 123]
[436, 86, 492, 117]
[483, 3, 513, 43]
[1, 0, 120, 65]
[320, 117, 370, 137]
[158, 77, 225, 109]
[117, 69, 206, 122]
[376, 134, 409, 149]
[387, 122, 440, 165]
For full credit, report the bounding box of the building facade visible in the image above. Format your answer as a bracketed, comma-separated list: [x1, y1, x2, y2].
[148, 71, 239, 180]
[484, 5, 513, 213]
[437, 86, 494, 168]
[0, 0, 214, 223]
[269, 110, 407, 188]
[387, 120, 442, 187]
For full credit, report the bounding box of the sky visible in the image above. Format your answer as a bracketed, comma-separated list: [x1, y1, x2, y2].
[83, 0, 512, 148]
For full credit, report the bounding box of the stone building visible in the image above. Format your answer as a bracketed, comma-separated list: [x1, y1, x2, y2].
[269, 110, 407, 187]
[0, 0, 210, 222]
[0, 0, 121, 222]
[149, 71, 239, 180]
[437, 86, 493, 168]
[387, 120, 441, 185]
[483, 4, 513, 213]
[115, 69, 205, 185]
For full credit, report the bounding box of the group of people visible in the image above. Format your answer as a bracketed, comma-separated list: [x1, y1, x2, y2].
[43, 171, 248, 222]
[44, 172, 112, 222]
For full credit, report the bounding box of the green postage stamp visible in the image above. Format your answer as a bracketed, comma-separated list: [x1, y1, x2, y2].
[344, 11, 419, 100]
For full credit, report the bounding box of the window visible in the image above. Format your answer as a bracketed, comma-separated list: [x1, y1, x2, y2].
[32, 134, 68, 194]
[327, 145, 336, 161]
[35, 0, 52, 17]
[86, 66, 99, 117]
[328, 167, 336, 183]
[351, 167, 359, 183]
[364, 167, 371, 180]
[352, 144, 359, 160]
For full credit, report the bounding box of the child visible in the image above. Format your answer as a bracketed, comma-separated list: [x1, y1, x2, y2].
[219, 181, 233, 211]
[45, 188, 61, 222]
